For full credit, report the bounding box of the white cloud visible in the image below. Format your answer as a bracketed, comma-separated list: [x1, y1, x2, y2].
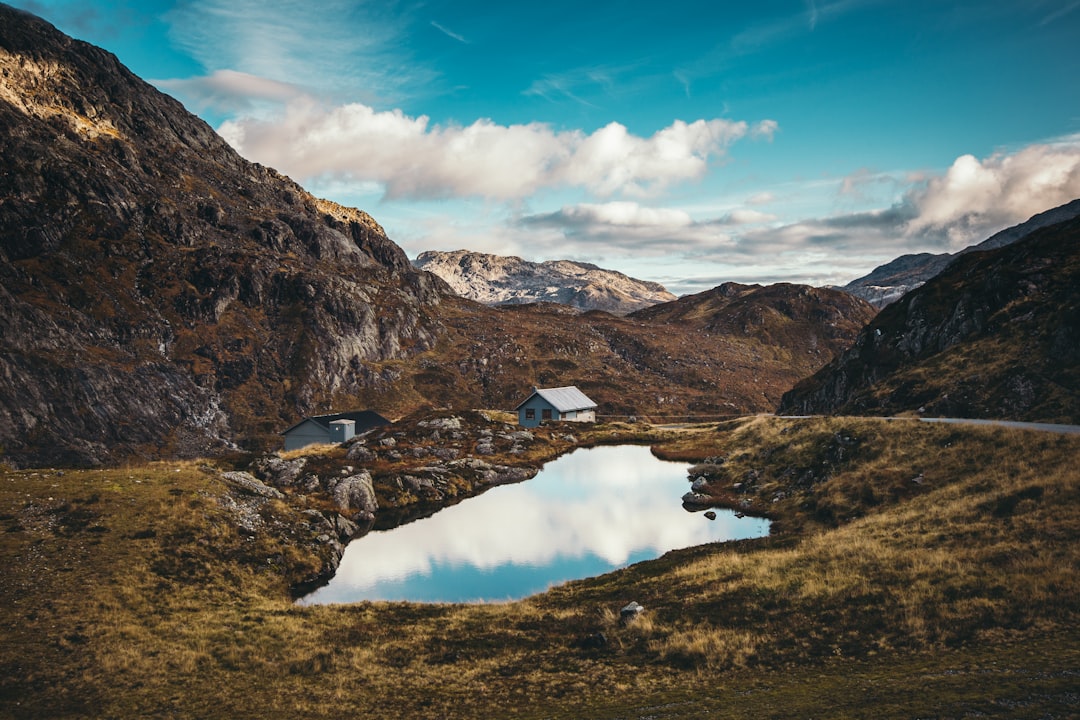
[507, 139, 1080, 291]
[550, 202, 694, 228]
[752, 119, 779, 140]
[221, 99, 768, 200]
[725, 209, 777, 224]
[156, 70, 303, 115]
[904, 141, 1080, 247]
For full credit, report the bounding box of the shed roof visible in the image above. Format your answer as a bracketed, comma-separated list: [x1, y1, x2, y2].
[281, 410, 391, 436]
[515, 386, 597, 412]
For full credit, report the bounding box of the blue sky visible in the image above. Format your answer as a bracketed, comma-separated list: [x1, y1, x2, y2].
[14, 0, 1080, 293]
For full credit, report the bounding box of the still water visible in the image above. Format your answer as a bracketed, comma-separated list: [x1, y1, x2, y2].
[301, 445, 769, 604]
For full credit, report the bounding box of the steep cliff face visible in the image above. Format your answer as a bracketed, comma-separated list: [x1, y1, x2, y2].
[842, 199, 1080, 308]
[413, 249, 676, 314]
[0, 6, 443, 466]
[780, 216, 1080, 422]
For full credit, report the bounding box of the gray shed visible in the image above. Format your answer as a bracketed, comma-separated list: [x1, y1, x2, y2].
[514, 386, 597, 428]
[281, 410, 391, 451]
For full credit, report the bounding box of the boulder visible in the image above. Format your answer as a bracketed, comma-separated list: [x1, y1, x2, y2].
[418, 416, 463, 432]
[345, 444, 376, 463]
[221, 471, 285, 499]
[620, 601, 644, 625]
[250, 456, 307, 488]
[327, 471, 378, 520]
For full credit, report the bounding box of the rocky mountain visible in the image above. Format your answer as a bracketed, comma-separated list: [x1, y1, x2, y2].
[0, 5, 879, 467]
[0, 5, 444, 466]
[842, 199, 1080, 307]
[413, 249, 676, 314]
[780, 214, 1080, 422]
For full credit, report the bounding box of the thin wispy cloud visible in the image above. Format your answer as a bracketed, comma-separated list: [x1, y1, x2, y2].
[523, 64, 644, 107]
[156, 69, 304, 115]
[430, 21, 468, 43]
[676, 0, 875, 91]
[162, 0, 433, 105]
[1038, 0, 1080, 26]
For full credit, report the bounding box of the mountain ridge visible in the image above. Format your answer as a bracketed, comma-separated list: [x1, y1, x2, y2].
[781, 214, 1080, 422]
[842, 198, 1080, 307]
[413, 249, 676, 314]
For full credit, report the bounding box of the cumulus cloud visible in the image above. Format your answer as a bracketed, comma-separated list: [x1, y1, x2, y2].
[751, 119, 779, 140]
[665, 139, 1080, 288]
[221, 100, 767, 200]
[903, 141, 1080, 247]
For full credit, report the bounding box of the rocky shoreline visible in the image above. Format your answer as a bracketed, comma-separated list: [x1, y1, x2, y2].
[213, 410, 589, 594]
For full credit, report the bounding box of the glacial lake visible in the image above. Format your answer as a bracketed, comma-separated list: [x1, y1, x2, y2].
[300, 444, 770, 604]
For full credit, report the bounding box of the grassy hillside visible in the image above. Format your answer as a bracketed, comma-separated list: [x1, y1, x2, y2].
[2, 417, 1078, 718]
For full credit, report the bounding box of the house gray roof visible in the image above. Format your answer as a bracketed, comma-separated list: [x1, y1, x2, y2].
[515, 386, 597, 412]
[281, 410, 390, 435]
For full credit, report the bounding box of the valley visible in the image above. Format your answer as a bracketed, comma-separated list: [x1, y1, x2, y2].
[1, 5, 1079, 719]
[2, 416, 1078, 718]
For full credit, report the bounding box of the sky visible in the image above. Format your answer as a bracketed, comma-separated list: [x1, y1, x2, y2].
[12, 0, 1080, 294]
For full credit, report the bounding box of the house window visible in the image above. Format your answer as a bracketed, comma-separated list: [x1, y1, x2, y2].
[542, 409, 553, 420]
[525, 408, 535, 420]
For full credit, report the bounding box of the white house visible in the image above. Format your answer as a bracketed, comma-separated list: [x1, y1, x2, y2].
[514, 386, 597, 428]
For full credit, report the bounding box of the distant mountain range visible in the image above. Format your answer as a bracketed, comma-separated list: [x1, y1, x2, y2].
[782, 212, 1080, 423]
[842, 199, 1080, 307]
[413, 250, 676, 314]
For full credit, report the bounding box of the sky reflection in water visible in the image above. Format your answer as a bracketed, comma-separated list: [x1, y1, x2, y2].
[301, 445, 769, 604]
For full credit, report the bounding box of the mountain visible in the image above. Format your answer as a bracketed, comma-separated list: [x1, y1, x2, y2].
[405, 281, 876, 421]
[413, 249, 676, 314]
[779, 214, 1080, 422]
[0, 5, 444, 466]
[0, 5, 878, 466]
[842, 199, 1080, 307]
[630, 281, 876, 347]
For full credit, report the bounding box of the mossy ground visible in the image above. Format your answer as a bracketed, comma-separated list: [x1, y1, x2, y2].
[1, 418, 1078, 719]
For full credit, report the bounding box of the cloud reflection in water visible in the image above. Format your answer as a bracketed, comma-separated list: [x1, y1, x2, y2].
[302, 445, 769, 604]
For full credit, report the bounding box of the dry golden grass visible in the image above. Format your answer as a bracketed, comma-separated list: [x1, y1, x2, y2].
[1, 417, 1078, 718]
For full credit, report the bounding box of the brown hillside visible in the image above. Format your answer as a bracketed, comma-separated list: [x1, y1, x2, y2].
[780, 214, 1080, 422]
[368, 287, 877, 423]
